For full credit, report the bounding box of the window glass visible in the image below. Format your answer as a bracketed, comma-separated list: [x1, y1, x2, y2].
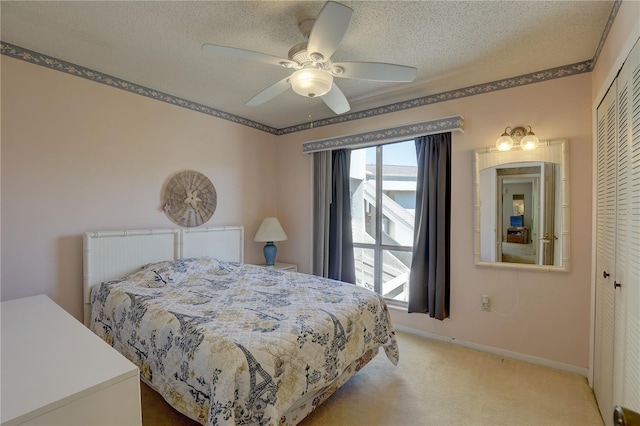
[353, 247, 375, 292]
[382, 249, 412, 302]
[350, 140, 416, 302]
[381, 143, 417, 247]
[350, 147, 376, 245]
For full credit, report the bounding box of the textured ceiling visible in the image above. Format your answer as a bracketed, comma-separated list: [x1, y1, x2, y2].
[1, 1, 614, 129]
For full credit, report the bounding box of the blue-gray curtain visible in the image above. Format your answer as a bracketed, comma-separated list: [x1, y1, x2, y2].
[312, 151, 332, 278]
[408, 133, 451, 319]
[328, 150, 356, 283]
[312, 149, 356, 283]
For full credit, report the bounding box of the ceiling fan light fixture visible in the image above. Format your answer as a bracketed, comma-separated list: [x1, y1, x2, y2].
[290, 68, 333, 98]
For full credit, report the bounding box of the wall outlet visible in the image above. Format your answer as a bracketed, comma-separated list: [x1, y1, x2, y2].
[482, 295, 491, 312]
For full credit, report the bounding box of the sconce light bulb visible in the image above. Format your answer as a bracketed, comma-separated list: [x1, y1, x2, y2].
[496, 134, 514, 151]
[520, 130, 539, 151]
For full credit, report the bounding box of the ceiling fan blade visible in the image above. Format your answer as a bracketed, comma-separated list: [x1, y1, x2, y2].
[202, 43, 297, 68]
[246, 76, 292, 106]
[307, 2, 353, 61]
[332, 62, 418, 82]
[322, 84, 350, 115]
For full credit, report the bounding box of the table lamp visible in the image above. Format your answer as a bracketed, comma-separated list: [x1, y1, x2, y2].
[254, 217, 287, 266]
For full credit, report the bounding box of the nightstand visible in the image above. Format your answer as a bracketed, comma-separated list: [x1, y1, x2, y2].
[506, 226, 529, 244]
[261, 262, 297, 272]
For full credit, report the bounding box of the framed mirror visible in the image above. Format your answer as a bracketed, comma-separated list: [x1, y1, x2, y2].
[473, 139, 569, 272]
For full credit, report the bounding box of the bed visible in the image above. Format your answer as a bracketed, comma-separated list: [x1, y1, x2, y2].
[83, 227, 399, 425]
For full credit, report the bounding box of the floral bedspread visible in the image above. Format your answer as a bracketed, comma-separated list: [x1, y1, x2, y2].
[90, 257, 399, 425]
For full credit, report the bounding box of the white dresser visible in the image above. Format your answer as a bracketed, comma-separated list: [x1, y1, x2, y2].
[1, 295, 141, 425]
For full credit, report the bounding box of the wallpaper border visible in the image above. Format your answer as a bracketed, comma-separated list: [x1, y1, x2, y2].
[591, 0, 622, 67]
[0, 41, 281, 135]
[302, 115, 464, 153]
[0, 39, 595, 135]
[283, 60, 592, 134]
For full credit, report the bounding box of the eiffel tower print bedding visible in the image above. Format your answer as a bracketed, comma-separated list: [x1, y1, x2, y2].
[90, 257, 399, 425]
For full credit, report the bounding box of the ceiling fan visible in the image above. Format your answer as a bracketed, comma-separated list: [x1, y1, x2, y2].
[201, 1, 417, 115]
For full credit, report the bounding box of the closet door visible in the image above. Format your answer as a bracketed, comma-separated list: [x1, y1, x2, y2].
[613, 45, 629, 411]
[595, 80, 617, 424]
[594, 38, 640, 423]
[620, 38, 640, 415]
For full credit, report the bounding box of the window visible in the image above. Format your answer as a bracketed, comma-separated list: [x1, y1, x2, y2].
[349, 140, 417, 302]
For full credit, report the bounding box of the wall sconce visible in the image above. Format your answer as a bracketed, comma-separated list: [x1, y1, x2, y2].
[496, 126, 540, 151]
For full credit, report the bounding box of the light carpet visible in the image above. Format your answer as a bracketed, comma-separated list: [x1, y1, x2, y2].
[141, 331, 604, 426]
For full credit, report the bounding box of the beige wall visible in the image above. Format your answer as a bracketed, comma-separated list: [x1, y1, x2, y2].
[1, 56, 281, 319]
[276, 73, 593, 369]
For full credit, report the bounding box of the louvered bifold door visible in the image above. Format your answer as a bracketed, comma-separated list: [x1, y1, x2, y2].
[614, 45, 630, 413]
[621, 38, 640, 416]
[594, 83, 617, 425]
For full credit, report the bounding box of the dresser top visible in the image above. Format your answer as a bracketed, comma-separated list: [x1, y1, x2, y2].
[1, 295, 138, 424]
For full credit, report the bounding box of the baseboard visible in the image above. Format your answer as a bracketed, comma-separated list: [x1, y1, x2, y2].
[394, 325, 589, 378]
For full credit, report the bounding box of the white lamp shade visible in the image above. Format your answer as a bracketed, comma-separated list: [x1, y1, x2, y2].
[254, 218, 288, 242]
[290, 68, 333, 98]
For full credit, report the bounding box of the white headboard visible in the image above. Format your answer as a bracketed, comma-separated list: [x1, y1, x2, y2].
[83, 226, 244, 325]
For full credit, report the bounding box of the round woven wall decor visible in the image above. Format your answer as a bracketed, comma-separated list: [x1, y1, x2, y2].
[163, 170, 217, 227]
